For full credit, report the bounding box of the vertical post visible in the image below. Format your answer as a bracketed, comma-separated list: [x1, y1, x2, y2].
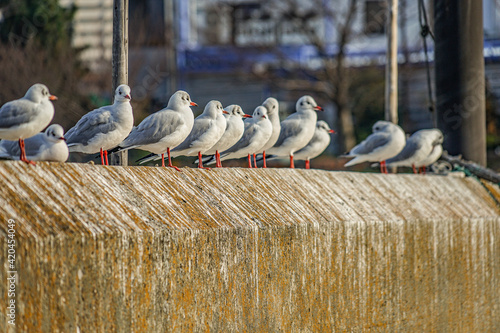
[385, 0, 399, 124]
[434, 0, 486, 166]
[111, 0, 129, 166]
[164, 0, 177, 95]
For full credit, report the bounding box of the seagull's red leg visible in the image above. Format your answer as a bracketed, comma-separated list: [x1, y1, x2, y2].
[381, 161, 387, 174]
[412, 164, 417, 174]
[104, 150, 109, 166]
[100, 148, 105, 165]
[263, 151, 267, 168]
[290, 155, 295, 169]
[216, 150, 222, 168]
[161, 153, 165, 167]
[305, 160, 310, 169]
[247, 154, 252, 168]
[166, 148, 180, 171]
[198, 152, 211, 170]
[18, 139, 35, 165]
[253, 153, 257, 168]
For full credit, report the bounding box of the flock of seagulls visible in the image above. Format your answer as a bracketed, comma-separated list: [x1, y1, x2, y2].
[0, 83, 443, 173]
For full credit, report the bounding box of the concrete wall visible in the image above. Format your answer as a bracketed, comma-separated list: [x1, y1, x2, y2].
[0, 161, 499, 332]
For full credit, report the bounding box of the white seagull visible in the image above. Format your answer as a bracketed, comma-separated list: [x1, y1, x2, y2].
[209, 106, 272, 168]
[198, 104, 251, 167]
[0, 83, 57, 164]
[0, 124, 68, 162]
[256, 97, 281, 168]
[139, 100, 226, 169]
[385, 128, 443, 174]
[117, 90, 196, 170]
[343, 120, 406, 173]
[264, 95, 323, 168]
[65, 84, 133, 165]
[293, 120, 335, 169]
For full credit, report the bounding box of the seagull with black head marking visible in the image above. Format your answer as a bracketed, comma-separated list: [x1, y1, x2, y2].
[139, 100, 226, 169]
[65, 84, 133, 165]
[343, 120, 405, 173]
[116, 90, 197, 170]
[197, 104, 251, 167]
[255, 97, 281, 168]
[0, 83, 57, 164]
[208, 106, 272, 168]
[0, 124, 68, 162]
[293, 120, 335, 169]
[263, 95, 323, 168]
[384, 128, 443, 174]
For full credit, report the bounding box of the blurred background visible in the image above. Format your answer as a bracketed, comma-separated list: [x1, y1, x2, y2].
[0, 0, 499, 170]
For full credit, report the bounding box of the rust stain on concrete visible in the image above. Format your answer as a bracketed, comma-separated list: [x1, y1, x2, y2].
[0, 161, 498, 332]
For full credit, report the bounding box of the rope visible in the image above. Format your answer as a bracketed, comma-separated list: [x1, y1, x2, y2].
[418, 0, 437, 128]
[453, 165, 500, 207]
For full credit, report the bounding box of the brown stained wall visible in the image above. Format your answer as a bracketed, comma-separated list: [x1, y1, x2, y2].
[0, 161, 498, 332]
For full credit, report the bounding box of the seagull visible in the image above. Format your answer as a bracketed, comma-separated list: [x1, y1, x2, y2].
[208, 106, 272, 168]
[0, 124, 68, 162]
[116, 90, 196, 171]
[264, 95, 323, 168]
[65, 84, 133, 165]
[343, 120, 406, 173]
[197, 104, 251, 167]
[138, 100, 226, 169]
[416, 141, 443, 174]
[0, 83, 57, 164]
[384, 128, 443, 174]
[257, 97, 280, 168]
[292, 120, 335, 169]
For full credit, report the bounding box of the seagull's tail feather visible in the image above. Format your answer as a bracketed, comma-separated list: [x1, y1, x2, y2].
[344, 156, 365, 167]
[136, 152, 160, 164]
[256, 153, 278, 162]
[205, 155, 217, 165]
[194, 155, 214, 164]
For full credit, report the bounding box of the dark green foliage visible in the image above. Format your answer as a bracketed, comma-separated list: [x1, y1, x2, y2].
[0, 0, 76, 55]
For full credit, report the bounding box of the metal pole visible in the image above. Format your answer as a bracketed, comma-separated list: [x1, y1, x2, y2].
[111, 0, 129, 166]
[164, 0, 177, 95]
[385, 0, 399, 124]
[434, 0, 486, 166]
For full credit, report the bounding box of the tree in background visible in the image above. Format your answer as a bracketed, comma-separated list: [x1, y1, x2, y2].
[0, 0, 99, 131]
[248, 0, 365, 152]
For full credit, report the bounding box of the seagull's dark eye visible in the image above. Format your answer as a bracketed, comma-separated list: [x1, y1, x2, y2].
[273, 105, 276, 109]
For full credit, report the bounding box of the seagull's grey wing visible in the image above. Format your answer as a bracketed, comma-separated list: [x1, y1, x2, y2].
[273, 115, 303, 147]
[386, 138, 422, 163]
[221, 124, 257, 154]
[0, 140, 21, 157]
[350, 132, 390, 155]
[66, 107, 116, 146]
[0, 133, 45, 157]
[122, 110, 184, 147]
[173, 116, 211, 151]
[0, 100, 38, 129]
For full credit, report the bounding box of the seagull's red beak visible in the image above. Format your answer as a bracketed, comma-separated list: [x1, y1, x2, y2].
[49, 95, 58, 101]
[329, 129, 335, 134]
[59, 137, 66, 141]
[243, 114, 252, 118]
[190, 102, 198, 107]
[223, 110, 229, 114]
[125, 94, 131, 100]
[314, 105, 323, 111]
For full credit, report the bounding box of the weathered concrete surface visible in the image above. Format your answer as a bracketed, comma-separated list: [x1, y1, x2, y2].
[0, 161, 499, 332]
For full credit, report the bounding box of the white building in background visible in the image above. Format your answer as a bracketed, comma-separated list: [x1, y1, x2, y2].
[59, 0, 113, 70]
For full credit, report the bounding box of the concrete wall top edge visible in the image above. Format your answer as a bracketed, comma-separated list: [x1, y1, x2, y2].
[0, 161, 497, 239]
